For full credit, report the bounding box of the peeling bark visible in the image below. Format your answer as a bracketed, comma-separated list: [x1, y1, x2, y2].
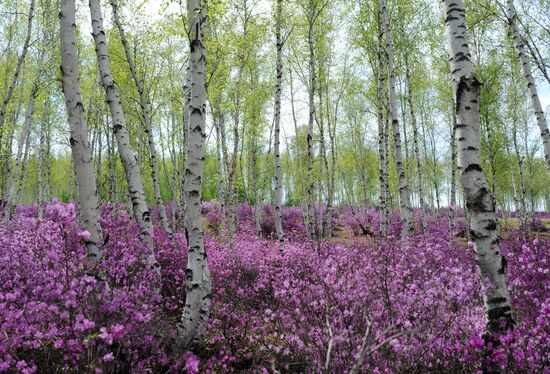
[273, 0, 284, 242]
[110, 0, 172, 236]
[381, 0, 413, 238]
[60, 0, 103, 272]
[443, 0, 514, 342]
[89, 0, 157, 271]
[173, 0, 212, 354]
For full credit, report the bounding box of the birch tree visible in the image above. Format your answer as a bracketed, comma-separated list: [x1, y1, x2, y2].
[380, 0, 413, 238]
[377, 12, 388, 237]
[173, 0, 212, 354]
[443, 0, 514, 341]
[88, 0, 157, 265]
[273, 0, 284, 242]
[3, 83, 39, 222]
[60, 0, 103, 272]
[0, 0, 35, 148]
[505, 0, 550, 175]
[110, 0, 172, 236]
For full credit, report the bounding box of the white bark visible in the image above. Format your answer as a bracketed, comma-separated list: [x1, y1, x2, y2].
[306, 3, 317, 238]
[377, 18, 388, 237]
[512, 121, 527, 226]
[506, 0, 550, 175]
[110, 0, 172, 236]
[405, 57, 427, 234]
[449, 107, 458, 233]
[213, 106, 226, 230]
[88, 0, 157, 264]
[3, 85, 38, 222]
[37, 109, 47, 219]
[443, 0, 514, 336]
[60, 0, 103, 271]
[174, 0, 211, 354]
[0, 0, 35, 145]
[273, 0, 284, 242]
[381, 0, 413, 238]
[15, 126, 31, 207]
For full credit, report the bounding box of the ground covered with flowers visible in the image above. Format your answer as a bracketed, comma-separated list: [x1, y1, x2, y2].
[0, 202, 548, 373]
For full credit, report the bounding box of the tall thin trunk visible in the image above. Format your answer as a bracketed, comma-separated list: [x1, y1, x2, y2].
[443, 0, 514, 342]
[289, 68, 304, 202]
[0, 0, 35, 146]
[95, 120, 103, 194]
[219, 100, 231, 231]
[405, 55, 427, 234]
[110, 0, 171, 236]
[428, 122, 441, 210]
[325, 86, 337, 240]
[506, 0, 550, 175]
[381, 0, 413, 238]
[15, 127, 31, 207]
[105, 118, 116, 203]
[251, 133, 261, 234]
[513, 122, 527, 225]
[384, 108, 392, 213]
[89, 0, 157, 266]
[0, 126, 15, 203]
[227, 2, 249, 246]
[306, 3, 317, 239]
[45, 123, 53, 203]
[60, 0, 103, 272]
[273, 0, 284, 242]
[37, 106, 47, 219]
[377, 30, 388, 237]
[3, 85, 38, 221]
[213, 106, 226, 231]
[317, 87, 329, 240]
[174, 0, 211, 354]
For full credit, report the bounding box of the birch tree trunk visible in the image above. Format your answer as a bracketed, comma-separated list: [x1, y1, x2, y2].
[306, 3, 317, 239]
[0, 126, 15, 203]
[506, 0, 550, 175]
[251, 134, 261, 234]
[15, 128, 31, 207]
[110, 0, 171, 236]
[105, 119, 116, 203]
[443, 0, 514, 341]
[37, 108, 47, 219]
[60, 0, 103, 272]
[381, 0, 413, 238]
[512, 122, 527, 227]
[449, 107, 458, 233]
[273, 0, 284, 242]
[405, 56, 427, 234]
[88, 0, 157, 265]
[289, 68, 304, 202]
[0, 0, 35, 146]
[3, 85, 38, 222]
[377, 40, 388, 237]
[213, 109, 226, 231]
[227, 3, 249, 246]
[173, 0, 211, 354]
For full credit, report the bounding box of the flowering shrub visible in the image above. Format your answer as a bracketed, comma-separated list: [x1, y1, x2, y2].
[0, 202, 548, 372]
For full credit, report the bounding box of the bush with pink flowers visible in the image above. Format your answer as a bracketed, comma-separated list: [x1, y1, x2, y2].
[0, 202, 548, 372]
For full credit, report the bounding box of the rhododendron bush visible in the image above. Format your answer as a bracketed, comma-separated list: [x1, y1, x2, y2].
[0, 202, 548, 372]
